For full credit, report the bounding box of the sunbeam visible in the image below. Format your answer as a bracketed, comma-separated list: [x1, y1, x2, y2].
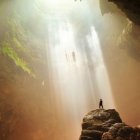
[2, 0, 140, 140]
[44, 2, 116, 138]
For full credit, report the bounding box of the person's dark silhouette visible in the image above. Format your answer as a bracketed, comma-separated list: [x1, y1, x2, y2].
[99, 99, 103, 109]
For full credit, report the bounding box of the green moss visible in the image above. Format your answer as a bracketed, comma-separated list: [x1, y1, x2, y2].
[0, 16, 36, 78]
[1, 43, 35, 78]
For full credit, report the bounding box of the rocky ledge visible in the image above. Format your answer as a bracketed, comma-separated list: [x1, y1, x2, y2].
[79, 109, 140, 140]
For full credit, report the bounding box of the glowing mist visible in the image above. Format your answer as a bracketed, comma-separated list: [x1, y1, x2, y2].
[35, 0, 116, 139]
[45, 21, 115, 140]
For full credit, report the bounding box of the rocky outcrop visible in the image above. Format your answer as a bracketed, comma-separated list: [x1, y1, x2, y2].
[79, 109, 140, 140]
[100, 0, 140, 25]
[108, 0, 140, 25]
[102, 123, 140, 140]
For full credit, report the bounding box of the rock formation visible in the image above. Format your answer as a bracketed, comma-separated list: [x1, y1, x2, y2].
[79, 109, 140, 140]
[108, 0, 140, 25]
[100, 0, 140, 25]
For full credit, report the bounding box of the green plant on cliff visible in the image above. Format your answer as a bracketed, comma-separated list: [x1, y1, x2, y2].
[0, 17, 36, 78]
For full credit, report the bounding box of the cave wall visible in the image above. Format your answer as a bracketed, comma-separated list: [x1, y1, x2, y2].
[108, 0, 140, 25]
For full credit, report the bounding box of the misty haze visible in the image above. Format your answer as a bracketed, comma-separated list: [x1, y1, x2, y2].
[0, 0, 140, 140]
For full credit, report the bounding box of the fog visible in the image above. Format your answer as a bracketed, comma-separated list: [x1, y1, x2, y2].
[0, 0, 139, 140]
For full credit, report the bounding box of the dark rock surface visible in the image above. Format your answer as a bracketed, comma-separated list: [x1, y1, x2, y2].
[100, 0, 140, 25]
[79, 109, 140, 140]
[108, 0, 140, 25]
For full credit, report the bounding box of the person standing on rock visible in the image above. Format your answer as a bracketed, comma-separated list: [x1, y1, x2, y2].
[99, 99, 103, 109]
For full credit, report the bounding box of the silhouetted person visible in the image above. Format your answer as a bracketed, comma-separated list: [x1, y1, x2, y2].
[99, 99, 103, 109]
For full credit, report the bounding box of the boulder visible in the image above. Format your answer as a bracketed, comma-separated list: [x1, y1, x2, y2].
[79, 109, 140, 140]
